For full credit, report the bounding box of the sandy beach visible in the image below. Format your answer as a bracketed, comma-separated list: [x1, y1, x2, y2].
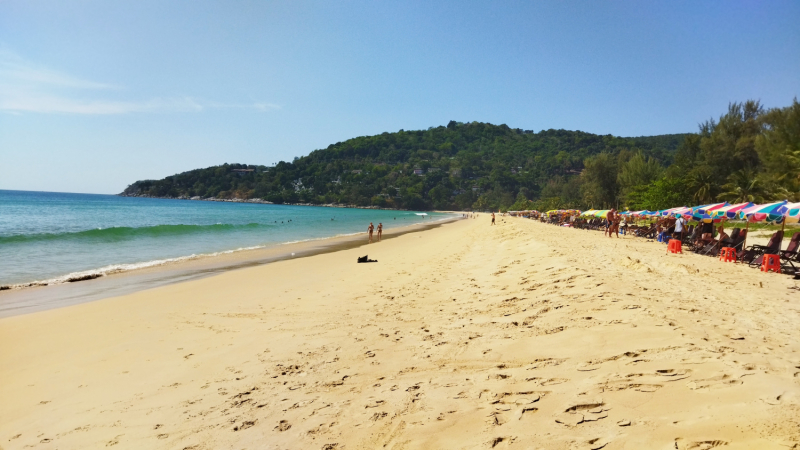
[2, 216, 799, 450]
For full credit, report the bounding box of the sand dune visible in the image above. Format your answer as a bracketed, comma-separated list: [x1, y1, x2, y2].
[1, 217, 799, 449]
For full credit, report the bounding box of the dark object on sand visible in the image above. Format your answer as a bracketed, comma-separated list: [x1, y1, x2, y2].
[66, 273, 104, 282]
[357, 255, 378, 263]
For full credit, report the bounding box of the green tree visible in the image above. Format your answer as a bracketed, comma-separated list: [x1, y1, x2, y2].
[580, 153, 619, 208]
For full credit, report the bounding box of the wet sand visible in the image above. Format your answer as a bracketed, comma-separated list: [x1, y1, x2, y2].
[1, 217, 799, 449]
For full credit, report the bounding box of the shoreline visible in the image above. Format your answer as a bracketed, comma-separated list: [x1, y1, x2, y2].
[0, 216, 460, 318]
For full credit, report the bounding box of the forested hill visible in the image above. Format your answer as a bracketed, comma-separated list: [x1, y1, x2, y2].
[121, 121, 689, 211]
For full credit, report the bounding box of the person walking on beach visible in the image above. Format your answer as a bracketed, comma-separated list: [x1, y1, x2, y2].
[377, 223, 383, 241]
[368, 222, 374, 243]
[491, 213, 496, 225]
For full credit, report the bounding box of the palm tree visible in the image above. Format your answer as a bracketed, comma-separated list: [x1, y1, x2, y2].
[687, 169, 714, 204]
[717, 168, 790, 203]
[717, 169, 765, 203]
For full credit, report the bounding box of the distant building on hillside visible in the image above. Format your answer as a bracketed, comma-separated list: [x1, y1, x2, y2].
[450, 168, 462, 177]
[413, 168, 425, 175]
[428, 167, 440, 173]
[351, 170, 363, 174]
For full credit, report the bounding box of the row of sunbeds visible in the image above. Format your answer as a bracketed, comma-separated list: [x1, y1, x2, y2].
[553, 217, 799, 276]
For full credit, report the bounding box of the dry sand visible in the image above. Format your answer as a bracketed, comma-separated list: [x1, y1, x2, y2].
[1, 217, 799, 450]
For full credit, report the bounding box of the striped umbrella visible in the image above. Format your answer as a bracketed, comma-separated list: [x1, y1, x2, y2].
[739, 201, 788, 223]
[669, 206, 692, 217]
[690, 202, 728, 223]
[781, 202, 800, 224]
[735, 200, 788, 249]
[594, 210, 610, 218]
[711, 202, 754, 220]
[660, 206, 686, 217]
[693, 202, 727, 215]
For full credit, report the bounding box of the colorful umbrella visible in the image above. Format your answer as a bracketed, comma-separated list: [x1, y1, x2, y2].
[692, 202, 727, 215]
[711, 202, 754, 219]
[660, 206, 687, 217]
[739, 201, 788, 223]
[688, 202, 728, 223]
[594, 210, 610, 218]
[781, 202, 800, 224]
[670, 206, 692, 216]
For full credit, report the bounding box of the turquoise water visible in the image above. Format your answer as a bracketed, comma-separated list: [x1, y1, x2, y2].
[0, 190, 451, 287]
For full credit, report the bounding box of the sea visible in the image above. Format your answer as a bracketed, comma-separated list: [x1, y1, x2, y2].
[0, 190, 453, 288]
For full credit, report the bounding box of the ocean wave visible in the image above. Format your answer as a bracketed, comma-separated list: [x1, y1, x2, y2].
[0, 223, 272, 244]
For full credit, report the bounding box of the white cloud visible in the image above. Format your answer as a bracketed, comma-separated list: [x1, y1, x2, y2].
[0, 49, 279, 115]
[0, 48, 117, 90]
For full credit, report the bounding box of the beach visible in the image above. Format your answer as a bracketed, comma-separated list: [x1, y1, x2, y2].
[1, 216, 799, 449]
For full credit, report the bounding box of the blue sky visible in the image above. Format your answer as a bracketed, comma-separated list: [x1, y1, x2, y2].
[1, 1, 798, 194]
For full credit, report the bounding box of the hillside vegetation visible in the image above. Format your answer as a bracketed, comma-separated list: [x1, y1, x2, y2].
[121, 99, 799, 211]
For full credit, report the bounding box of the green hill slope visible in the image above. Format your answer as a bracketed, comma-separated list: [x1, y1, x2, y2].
[121, 121, 689, 211]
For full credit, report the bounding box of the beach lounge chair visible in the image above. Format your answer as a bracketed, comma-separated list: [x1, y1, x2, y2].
[682, 225, 700, 246]
[702, 228, 740, 257]
[731, 229, 747, 252]
[635, 223, 656, 239]
[745, 230, 784, 268]
[779, 232, 800, 274]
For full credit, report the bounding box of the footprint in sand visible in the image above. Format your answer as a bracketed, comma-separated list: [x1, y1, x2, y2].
[680, 440, 728, 449]
[234, 420, 257, 431]
[273, 420, 290, 432]
[556, 402, 609, 427]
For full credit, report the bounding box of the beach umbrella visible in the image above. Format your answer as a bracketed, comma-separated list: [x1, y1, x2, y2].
[711, 202, 754, 220]
[688, 202, 728, 223]
[693, 202, 727, 215]
[660, 206, 686, 217]
[594, 210, 610, 218]
[689, 202, 726, 221]
[671, 206, 692, 215]
[738, 200, 789, 249]
[783, 202, 800, 224]
[739, 201, 788, 223]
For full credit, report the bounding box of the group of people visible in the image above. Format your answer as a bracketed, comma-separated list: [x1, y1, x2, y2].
[599, 209, 731, 249]
[367, 222, 383, 243]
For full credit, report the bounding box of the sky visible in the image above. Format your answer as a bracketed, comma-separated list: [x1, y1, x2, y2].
[1, 1, 798, 194]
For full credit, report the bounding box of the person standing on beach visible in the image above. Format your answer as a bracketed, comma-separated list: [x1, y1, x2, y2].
[368, 222, 374, 243]
[377, 223, 383, 241]
[612, 213, 621, 238]
[606, 209, 616, 237]
[674, 215, 686, 241]
[491, 213, 496, 225]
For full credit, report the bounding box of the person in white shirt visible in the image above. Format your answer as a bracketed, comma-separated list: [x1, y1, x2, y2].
[673, 215, 686, 241]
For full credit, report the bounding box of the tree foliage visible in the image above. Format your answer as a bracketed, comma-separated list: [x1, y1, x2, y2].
[121, 123, 684, 211]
